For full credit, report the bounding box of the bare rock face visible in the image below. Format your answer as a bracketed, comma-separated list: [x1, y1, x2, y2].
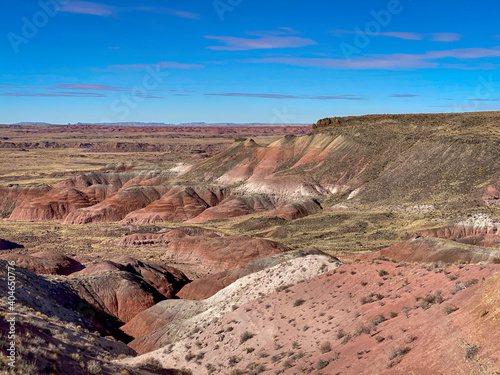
[73, 256, 190, 299]
[0, 251, 83, 275]
[122, 186, 226, 224]
[312, 117, 343, 130]
[0, 238, 23, 250]
[177, 249, 332, 300]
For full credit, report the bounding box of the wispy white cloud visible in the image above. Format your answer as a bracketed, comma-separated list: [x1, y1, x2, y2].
[429, 32, 463, 42]
[331, 30, 462, 42]
[60, 1, 199, 19]
[60, 1, 114, 16]
[50, 84, 127, 91]
[205, 31, 317, 51]
[390, 94, 418, 97]
[106, 62, 204, 71]
[248, 47, 500, 70]
[0, 91, 107, 97]
[204, 93, 365, 100]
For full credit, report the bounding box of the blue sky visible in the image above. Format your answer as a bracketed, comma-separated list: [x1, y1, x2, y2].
[1, 0, 500, 124]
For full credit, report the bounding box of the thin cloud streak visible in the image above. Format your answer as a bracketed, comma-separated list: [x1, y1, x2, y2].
[204, 93, 365, 100]
[249, 47, 500, 70]
[0, 92, 107, 98]
[331, 30, 462, 42]
[430, 32, 463, 42]
[51, 84, 128, 91]
[205, 35, 317, 51]
[391, 94, 419, 97]
[107, 62, 204, 71]
[60, 1, 199, 19]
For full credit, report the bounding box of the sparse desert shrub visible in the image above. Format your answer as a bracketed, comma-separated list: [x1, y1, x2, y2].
[205, 363, 216, 373]
[228, 355, 241, 366]
[360, 295, 374, 305]
[336, 329, 346, 340]
[375, 335, 385, 343]
[341, 334, 351, 345]
[371, 314, 387, 327]
[315, 359, 330, 370]
[452, 279, 479, 294]
[139, 358, 164, 370]
[401, 305, 412, 317]
[418, 290, 444, 310]
[354, 324, 371, 336]
[185, 353, 195, 362]
[293, 299, 306, 307]
[196, 352, 205, 361]
[86, 360, 102, 374]
[405, 335, 417, 344]
[390, 311, 398, 318]
[360, 281, 368, 286]
[388, 346, 410, 360]
[378, 269, 389, 277]
[443, 304, 459, 315]
[319, 341, 331, 353]
[465, 344, 479, 359]
[240, 331, 254, 344]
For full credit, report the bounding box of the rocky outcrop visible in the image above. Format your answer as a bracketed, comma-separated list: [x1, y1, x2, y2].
[312, 117, 343, 130]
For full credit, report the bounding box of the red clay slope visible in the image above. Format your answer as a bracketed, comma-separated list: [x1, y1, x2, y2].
[124, 260, 500, 375]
